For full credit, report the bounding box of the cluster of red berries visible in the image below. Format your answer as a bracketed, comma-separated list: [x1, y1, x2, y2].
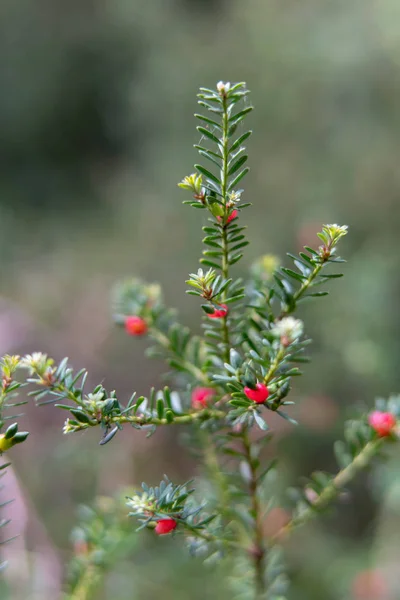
[124, 316, 148, 336]
[368, 410, 397, 437]
[154, 518, 177, 535]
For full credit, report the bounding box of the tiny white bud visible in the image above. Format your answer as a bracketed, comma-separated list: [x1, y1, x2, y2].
[216, 81, 230, 94]
[170, 392, 182, 414]
[272, 317, 304, 344]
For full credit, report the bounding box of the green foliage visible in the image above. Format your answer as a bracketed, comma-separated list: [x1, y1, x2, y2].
[127, 476, 216, 534]
[230, 547, 289, 600]
[20, 354, 225, 441]
[249, 224, 348, 322]
[284, 398, 400, 537]
[181, 82, 252, 275]
[0, 355, 27, 425]
[67, 494, 138, 599]
[0, 81, 397, 600]
[0, 355, 29, 560]
[113, 277, 209, 384]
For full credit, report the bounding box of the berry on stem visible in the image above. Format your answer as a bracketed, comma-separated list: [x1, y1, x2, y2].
[368, 410, 396, 437]
[208, 304, 228, 319]
[244, 383, 269, 404]
[155, 518, 177, 535]
[217, 209, 238, 225]
[192, 387, 216, 409]
[125, 316, 148, 336]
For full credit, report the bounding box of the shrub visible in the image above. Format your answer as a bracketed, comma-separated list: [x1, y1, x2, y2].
[1, 81, 399, 600]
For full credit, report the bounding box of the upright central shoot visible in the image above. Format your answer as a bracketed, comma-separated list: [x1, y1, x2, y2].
[176, 82, 348, 597]
[182, 81, 252, 365]
[182, 82, 346, 434]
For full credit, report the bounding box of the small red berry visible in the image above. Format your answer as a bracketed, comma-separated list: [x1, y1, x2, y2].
[368, 410, 396, 437]
[155, 518, 177, 535]
[208, 304, 228, 319]
[217, 209, 238, 225]
[244, 382, 269, 404]
[125, 316, 148, 336]
[192, 387, 216, 409]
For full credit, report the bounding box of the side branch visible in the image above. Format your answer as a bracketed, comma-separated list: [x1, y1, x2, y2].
[273, 437, 385, 542]
[64, 408, 226, 434]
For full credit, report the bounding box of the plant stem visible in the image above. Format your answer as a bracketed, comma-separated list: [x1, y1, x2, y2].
[242, 427, 265, 599]
[0, 391, 6, 417]
[264, 344, 286, 385]
[184, 523, 244, 550]
[292, 262, 323, 305]
[220, 95, 230, 279]
[65, 407, 227, 433]
[200, 430, 236, 533]
[273, 437, 384, 542]
[114, 409, 226, 426]
[67, 564, 102, 600]
[280, 261, 324, 318]
[220, 92, 231, 363]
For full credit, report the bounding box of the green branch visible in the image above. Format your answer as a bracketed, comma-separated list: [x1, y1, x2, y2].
[184, 523, 244, 551]
[66, 408, 226, 433]
[291, 262, 323, 307]
[66, 565, 101, 600]
[264, 344, 286, 385]
[242, 427, 266, 599]
[220, 91, 232, 363]
[200, 430, 237, 536]
[273, 437, 385, 542]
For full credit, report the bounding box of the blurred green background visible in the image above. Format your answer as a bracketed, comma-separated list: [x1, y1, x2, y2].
[1, 0, 400, 598]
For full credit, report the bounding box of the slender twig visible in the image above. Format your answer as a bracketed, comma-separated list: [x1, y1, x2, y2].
[200, 430, 237, 530]
[291, 262, 323, 306]
[66, 564, 101, 600]
[220, 92, 232, 364]
[272, 437, 385, 543]
[62, 407, 227, 434]
[279, 259, 324, 319]
[264, 344, 286, 384]
[184, 523, 244, 551]
[242, 427, 265, 599]
[111, 410, 226, 427]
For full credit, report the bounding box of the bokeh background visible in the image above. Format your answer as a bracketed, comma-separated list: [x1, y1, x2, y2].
[1, 0, 400, 598]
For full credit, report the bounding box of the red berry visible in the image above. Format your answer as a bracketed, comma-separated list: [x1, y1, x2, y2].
[368, 410, 396, 437]
[227, 209, 238, 223]
[244, 383, 269, 404]
[192, 387, 216, 409]
[217, 209, 238, 224]
[208, 304, 228, 319]
[125, 316, 148, 336]
[155, 518, 177, 535]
